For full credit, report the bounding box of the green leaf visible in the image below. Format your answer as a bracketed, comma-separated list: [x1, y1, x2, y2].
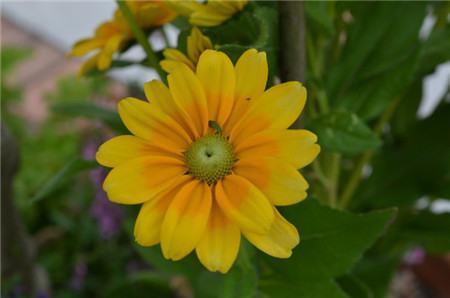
[305, 2, 335, 36]
[327, 2, 426, 98]
[210, 5, 279, 79]
[29, 158, 97, 204]
[337, 274, 373, 298]
[391, 83, 422, 136]
[418, 25, 450, 76]
[134, 244, 203, 278]
[52, 102, 126, 133]
[258, 200, 396, 298]
[327, 3, 428, 120]
[261, 279, 348, 298]
[307, 111, 381, 155]
[355, 102, 450, 209]
[351, 256, 399, 298]
[261, 199, 396, 280]
[392, 210, 450, 255]
[106, 272, 174, 298]
[134, 238, 258, 298]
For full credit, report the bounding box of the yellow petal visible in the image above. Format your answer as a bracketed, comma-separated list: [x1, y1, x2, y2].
[70, 38, 104, 57]
[97, 35, 124, 70]
[215, 175, 274, 234]
[134, 175, 192, 246]
[161, 48, 195, 71]
[78, 53, 101, 76]
[235, 129, 321, 169]
[187, 27, 212, 63]
[196, 201, 240, 273]
[234, 49, 268, 102]
[161, 60, 187, 74]
[207, 1, 238, 14]
[234, 157, 308, 206]
[230, 82, 307, 144]
[196, 50, 235, 125]
[161, 180, 212, 260]
[166, 0, 202, 16]
[168, 64, 209, 136]
[243, 209, 299, 258]
[190, 9, 230, 27]
[144, 80, 198, 139]
[96, 135, 182, 168]
[224, 49, 268, 134]
[103, 156, 185, 204]
[118, 97, 192, 150]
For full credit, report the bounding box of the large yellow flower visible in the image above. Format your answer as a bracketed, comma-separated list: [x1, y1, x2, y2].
[169, 0, 248, 27]
[96, 49, 320, 273]
[160, 27, 213, 73]
[70, 1, 176, 75]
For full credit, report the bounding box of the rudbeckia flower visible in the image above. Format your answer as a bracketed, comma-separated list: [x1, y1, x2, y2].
[160, 27, 213, 73]
[69, 1, 176, 75]
[96, 49, 320, 273]
[169, 0, 248, 27]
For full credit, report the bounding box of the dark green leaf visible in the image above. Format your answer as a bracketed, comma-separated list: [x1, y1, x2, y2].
[307, 111, 381, 154]
[305, 2, 335, 36]
[327, 3, 427, 120]
[261, 279, 348, 298]
[134, 244, 203, 278]
[392, 210, 450, 254]
[337, 274, 373, 298]
[418, 25, 450, 76]
[327, 3, 426, 98]
[352, 256, 399, 298]
[355, 102, 450, 209]
[211, 5, 279, 79]
[106, 272, 174, 298]
[260, 199, 396, 280]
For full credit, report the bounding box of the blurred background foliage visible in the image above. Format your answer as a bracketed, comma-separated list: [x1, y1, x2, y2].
[2, 1, 449, 298]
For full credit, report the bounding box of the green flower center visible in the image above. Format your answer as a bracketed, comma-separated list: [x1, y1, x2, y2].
[185, 134, 235, 185]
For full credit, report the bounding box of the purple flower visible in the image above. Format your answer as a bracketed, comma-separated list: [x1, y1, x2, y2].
[69, 261, 88, 291]
[403, 247, 426, 265]
[84, 139, 123, 239]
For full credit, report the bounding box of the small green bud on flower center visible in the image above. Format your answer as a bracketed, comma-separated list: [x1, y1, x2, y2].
[185, 134, 235, 185]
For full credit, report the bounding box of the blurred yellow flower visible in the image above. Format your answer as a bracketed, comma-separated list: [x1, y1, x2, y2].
[169, 0, 248, 27]
[69, 1, 176, 75]
[160, 27, 213, 73]
[96, 49, 320, 273]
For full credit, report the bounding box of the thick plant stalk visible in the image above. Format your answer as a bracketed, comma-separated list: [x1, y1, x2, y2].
[279, 1, 306, 129]
[1, 125, 48, 295]
[279, 1, 306, 83]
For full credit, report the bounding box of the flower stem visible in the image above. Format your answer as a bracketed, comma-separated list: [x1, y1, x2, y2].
[339, 97, 402, 209]
[328, 153, 341, 207]
[116, 0, 165, 79]
[279, 1, 306, 130]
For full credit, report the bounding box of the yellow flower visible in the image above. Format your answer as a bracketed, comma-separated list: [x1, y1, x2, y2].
[96, 49, 320, 273]
[169, 0, 248, 27]
[160, 27, 213, 73]
[69, 1, 176, 75]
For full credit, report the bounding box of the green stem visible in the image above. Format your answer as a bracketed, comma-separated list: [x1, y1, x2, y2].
[316, 88, 330, 114]
[160, 27, 171, 47]
[312, 160, 329, 189]
[116, 0, 165, 79]
[339, 97, 402, 209]
[328, 153, 341, 207]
